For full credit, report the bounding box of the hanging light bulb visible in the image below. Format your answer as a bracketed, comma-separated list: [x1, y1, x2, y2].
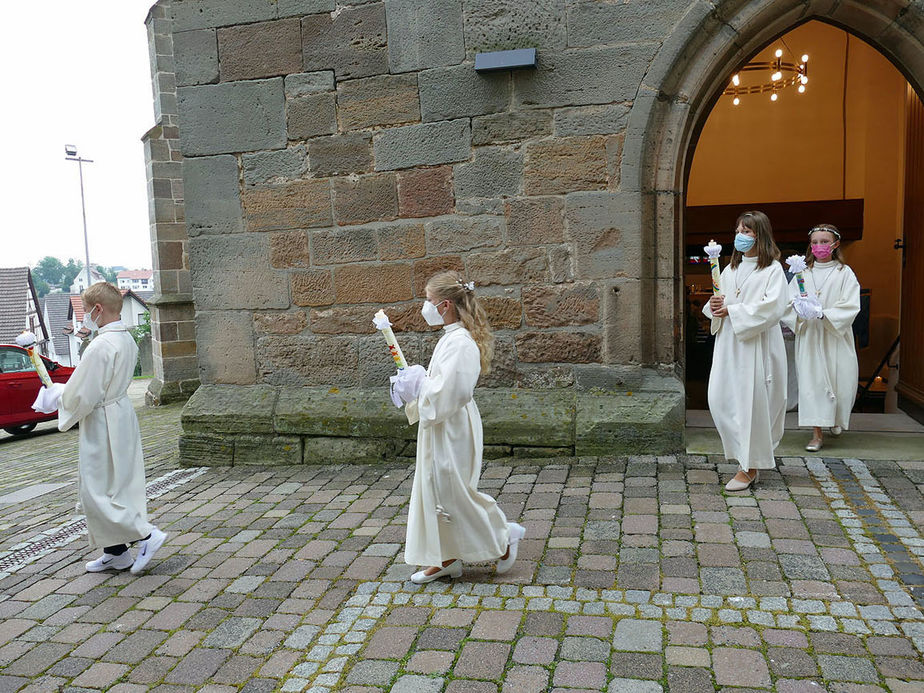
[732, 73, 740, 86]
[775, 48, 783, 58]
[801, 54, 809, 63]
[771, 71, 782, 81]
[771, 93, 778, 102]
[801, 75, 808, 85]
[733, 97, 740, 106]
[798, 84, 806, 93]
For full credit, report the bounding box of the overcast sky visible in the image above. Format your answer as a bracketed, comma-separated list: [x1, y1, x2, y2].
[1, 1, 156, 271]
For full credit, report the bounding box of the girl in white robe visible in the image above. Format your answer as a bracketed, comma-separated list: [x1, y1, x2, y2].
[785, 224, 860, 451]
[394, 271, 525, 583]
[39, 282, 167, 574]
[704, 211, 790, 491]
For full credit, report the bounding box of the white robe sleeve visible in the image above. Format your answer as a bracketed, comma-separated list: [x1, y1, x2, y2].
[726, 264, 789, 341]
[57, 342, 112, 431]
[702, 267, 727, 335]
[781, 276, 799, 333]
[417, 337, 480, 428]
[823, 267, 861, 337]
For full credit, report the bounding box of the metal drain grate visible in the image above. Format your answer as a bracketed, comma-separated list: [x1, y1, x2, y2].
[0, 467, 207, 576]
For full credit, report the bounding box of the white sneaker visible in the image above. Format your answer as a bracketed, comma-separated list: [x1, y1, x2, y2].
[410, 559, 462, 584]
[86, 551, 134, 572]
[830, 426, 843, 436]
[131, 527, 167, 575]
[496, 522, 526, 575]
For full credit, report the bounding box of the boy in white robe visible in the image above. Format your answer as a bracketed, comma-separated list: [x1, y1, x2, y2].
[36, 282, 167, 573]
[704, 211, 790, 491]
[392, 271, 525, 583]
[784, 224, 860, 451]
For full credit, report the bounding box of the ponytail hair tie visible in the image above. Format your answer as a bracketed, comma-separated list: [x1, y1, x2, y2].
[458, 279, 475, 292]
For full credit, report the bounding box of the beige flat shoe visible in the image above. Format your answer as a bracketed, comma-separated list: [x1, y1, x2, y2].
[805, 438, 823, 452]
[725, 470, 758, 492]
[830, 426, 842, 436]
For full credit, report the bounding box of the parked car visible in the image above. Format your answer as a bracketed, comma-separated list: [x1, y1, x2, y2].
[0, 345, 75, 435]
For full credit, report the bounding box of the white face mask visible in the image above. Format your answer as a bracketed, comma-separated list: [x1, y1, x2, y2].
[83, 306, 101, 333]
[421, 300, 445, 326]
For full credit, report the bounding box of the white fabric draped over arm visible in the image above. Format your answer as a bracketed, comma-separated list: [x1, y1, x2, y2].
[823, 267, 861, 336]
[57, 343, 112, 431]
[726, 264, 789, 341]
[417, 338, 480, 428]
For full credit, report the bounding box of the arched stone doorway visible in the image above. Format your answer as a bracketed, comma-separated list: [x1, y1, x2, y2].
[627, 0, 924, 433]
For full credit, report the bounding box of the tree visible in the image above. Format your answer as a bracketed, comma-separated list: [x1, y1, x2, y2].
[129, 312, 151, 344]
[32, 277, 50, 298]
[33, 256, 66, 287]
[96, 265, 118, 283]
[61, 259, 84, 290]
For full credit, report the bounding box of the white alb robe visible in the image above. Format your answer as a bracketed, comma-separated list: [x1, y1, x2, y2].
[784, 261, 860, 429]
[58, 322, 153, 548]
[704, 256, 789, 471]
[405, 323, 509, 567]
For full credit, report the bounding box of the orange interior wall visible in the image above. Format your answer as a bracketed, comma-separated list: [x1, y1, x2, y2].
[687, 21, 907, 378]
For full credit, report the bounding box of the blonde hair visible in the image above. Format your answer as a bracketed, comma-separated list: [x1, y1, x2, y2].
[82, 282, 123, 313]
[426, 271, 494, 375]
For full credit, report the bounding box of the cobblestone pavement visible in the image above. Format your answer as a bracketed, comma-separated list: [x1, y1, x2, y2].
[1, 406, 923, 692]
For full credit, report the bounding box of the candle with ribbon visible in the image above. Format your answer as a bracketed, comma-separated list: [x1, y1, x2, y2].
[373, 310, 419, 424]
[785, 254, 808, 297]
[15, 331, 53, 387]
[703, 240, 723, 295]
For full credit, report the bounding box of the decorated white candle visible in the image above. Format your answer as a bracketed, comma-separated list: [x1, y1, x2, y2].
[15, 331, 53, 387]
[373, 310, 408, 371]
[785, 254, 808, 297]
[703, 240, 723, 295]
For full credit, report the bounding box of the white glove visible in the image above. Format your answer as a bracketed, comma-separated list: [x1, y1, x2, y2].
[389, 365, 426, 407]
[793, 295, 824, 320]
[32, 382, 65, 414]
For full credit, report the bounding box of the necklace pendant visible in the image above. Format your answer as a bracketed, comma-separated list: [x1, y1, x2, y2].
[735, 289, 741, 298]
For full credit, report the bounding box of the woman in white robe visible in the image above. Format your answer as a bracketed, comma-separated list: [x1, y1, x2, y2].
[395, 271, 525, 583]
[784, 224, 860, 451]
[704, 211, 790, 491]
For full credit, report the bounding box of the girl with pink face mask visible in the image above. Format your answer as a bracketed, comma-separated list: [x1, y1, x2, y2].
[785, 224, 861, 452]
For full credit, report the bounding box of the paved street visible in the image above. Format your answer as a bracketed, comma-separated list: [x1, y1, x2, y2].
[1, 395, 923, 692]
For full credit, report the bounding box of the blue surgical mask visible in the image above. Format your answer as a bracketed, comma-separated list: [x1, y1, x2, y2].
[734, 232, 756, 252]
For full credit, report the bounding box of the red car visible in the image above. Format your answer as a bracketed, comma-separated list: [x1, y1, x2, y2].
[0, 344, 75, 436]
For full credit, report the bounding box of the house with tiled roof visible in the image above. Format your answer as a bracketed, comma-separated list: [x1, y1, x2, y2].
[0, 267, 48, 353]
[41, 293, 74, 366]
[117, 269, 153, 293]
[63, 289, 150, 365]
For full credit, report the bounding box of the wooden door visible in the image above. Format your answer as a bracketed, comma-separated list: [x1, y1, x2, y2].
[898, 86, 924, 408]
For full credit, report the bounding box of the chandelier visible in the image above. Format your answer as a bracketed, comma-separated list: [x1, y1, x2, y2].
[724, 46, 810, 105]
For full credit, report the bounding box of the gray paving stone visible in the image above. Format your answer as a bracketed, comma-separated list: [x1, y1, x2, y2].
[612, 619, 661, 652]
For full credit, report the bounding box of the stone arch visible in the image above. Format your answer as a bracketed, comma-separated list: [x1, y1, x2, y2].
[625, 0, 924, 369]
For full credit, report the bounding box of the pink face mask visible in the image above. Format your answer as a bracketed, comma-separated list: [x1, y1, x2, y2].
[811, 244, 833, 260]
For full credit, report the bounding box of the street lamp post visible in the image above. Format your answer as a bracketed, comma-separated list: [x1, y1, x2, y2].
[64, 145, 94, 290]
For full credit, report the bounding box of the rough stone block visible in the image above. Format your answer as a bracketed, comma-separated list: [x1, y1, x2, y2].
[478, 334, 516, 387]
[179, 432, 233, 466]
[308, 133, 373, 176]
[291, 270, 335, 306]
[274, 387, 417, 439]
[171, 0, 275, 32]
[426, 215, 503, 253]
[524, 136, 608, 195]
[310, 303, 426, 334]
[302, 4, 387, 79]
[303, 437, 404, 464]
[603, 278, 641, 364]
[419, 65, 509, 121]
[472, 110, 553, 145]
[453, 147, 521, 199]
[174, 29, 218, 86]
[523, 282, 599, 327]
[189, 235, 290, 309]
[413, 256, 465, 296]
[397, 166, 454, 218]
[194, 310, 258, 385]
[567, 1, 689, 46]
[332, 174, 398, 226]
[506, 196, 564, 245]
[477, 389, 575, 446]
[554, 104, 631, 136]
[277, 0, 336, 17]
[270, 231, 311, 269]
[183, 155, 243, 236]
[287, 92, 337, 139]
[178, 79, 285, 156]
[565, 191, 641, 279]
[217, 18, 302, 81]
[253, 310, 308, 334]
[312, 227, 379, 264]
[575, 382, 684, 455]
[385, 0, 465, 73]
[233, 434, 302, 465]
[465, 247, 548, 286]
[516, 330, 601, 363]
[334, 263, 414, 303]
[257, 335, 360, 385]
[548, 245, 574, 283]
[378, 221, 427, 260]
[480, 296, 522, 330]
[463, 0, 567, 53]
[242, 146, 309, 186]
[513, 45, 657, 108]
[181, 384, 279, 434]
[285, 71, 335, 97]
[373, 119, 471, 171]
[242, 179, 332, 231]
[337, 74, 421, 131]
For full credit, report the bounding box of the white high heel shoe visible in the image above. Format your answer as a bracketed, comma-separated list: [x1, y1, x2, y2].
[496, 523, 526, 575]
[725, 470, 758, 492]
[410, 559, 462, 584]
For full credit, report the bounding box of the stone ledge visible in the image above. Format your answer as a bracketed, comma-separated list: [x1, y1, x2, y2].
[178, 373, 684, 465]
